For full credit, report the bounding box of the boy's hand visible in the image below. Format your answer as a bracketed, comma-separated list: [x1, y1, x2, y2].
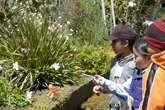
[93, 85, 101, 96]
[92, 75, 100, 85]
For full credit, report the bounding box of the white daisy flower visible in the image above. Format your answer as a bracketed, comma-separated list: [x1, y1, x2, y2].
[128, 1, 136, 7]
[52, 63, 60, 70]
[13, 62, 19, 70]
[67, 21, 70, 24]
[66, 36, 69, 40]
[58, 16, 61, 19]
[24, 91, 32, 99]
[143, 20, 153, 26]
[39, 22, 42, 25]
[70, 29, 74, 32]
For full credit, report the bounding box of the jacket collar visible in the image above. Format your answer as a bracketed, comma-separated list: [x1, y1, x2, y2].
[117, 54, 135, 66]
[134, 68, 147, 79]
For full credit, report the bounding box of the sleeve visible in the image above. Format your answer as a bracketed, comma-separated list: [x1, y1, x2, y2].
[99, 76, 132, 94]
[125, 62, 136, 79]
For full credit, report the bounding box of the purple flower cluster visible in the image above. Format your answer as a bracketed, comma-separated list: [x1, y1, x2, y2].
[22, 36, 27, 43]
[21, 48, 31, 55]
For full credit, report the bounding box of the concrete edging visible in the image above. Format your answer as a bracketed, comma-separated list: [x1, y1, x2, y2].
[50, 72, 109, 110]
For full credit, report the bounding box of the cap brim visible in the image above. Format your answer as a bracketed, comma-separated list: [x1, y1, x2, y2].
[103, 35, 118, 41]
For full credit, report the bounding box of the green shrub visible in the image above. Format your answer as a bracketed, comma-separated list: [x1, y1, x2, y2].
[75, 45, 113, 75]
[0, 16, 82, 91]
[0, 77, 32, 107]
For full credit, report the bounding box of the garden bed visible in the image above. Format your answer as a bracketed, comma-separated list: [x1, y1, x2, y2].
[51, 72, 109, 110]
[0, 72, 109, 110]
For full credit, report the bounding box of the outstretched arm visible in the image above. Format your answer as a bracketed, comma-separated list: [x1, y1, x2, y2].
[93, 75, 132, 94]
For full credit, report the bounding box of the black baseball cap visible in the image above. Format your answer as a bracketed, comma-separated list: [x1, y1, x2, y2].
[103, 25, 136, 41]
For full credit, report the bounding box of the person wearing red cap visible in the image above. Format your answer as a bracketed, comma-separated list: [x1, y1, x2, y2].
[139, 18, 165, 110]
[93, 25, 137, 110]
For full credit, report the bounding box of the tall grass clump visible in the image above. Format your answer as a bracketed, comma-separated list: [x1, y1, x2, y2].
[0, 16, 82, 91]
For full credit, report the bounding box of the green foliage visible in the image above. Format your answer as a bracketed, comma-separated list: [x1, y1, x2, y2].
[81, 93, 109, 110]
[24, 80, 88, 110]
[0, 0, 32, 24]
[60, 0, 109, 46]
[153, 7, 165, 20]
[0, 77, 32, 107]
[75, 45, 113, 75]
[0, 16, 82, 91]
[104, 0, 161, 38]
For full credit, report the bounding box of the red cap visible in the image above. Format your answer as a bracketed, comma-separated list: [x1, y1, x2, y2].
[144, 18, 165, 49]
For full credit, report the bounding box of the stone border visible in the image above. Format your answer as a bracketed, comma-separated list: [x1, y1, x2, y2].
[50, 72, 109, 110]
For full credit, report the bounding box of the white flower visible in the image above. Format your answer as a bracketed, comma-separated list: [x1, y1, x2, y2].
[48, 26, 51, 30]
[0, 65, 2, 69]
[37, 13, 41, 16]
[58, 16, 61, 19]
[67, 21, 70, 24]
[128, 1, 136, 7]
[70, 29, 74, 32]
[69, 33, 72, 36]
[143, 20, 153, 26]
[52, 63, 60, 70]
[24, 91, 32, 99]
[13, 62, 19, 70]
[39, 22, 42, 25]
[12, 6, 17, 9]
[66, 36, 69, 40]
[60, 25, 63, 28]
[60, 35, 62, 38]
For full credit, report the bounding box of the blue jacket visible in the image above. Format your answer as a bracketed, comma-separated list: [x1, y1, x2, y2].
[129, 68, 144, 110]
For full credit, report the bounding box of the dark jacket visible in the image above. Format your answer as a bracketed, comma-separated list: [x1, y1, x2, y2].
[129, 68, 144, 110]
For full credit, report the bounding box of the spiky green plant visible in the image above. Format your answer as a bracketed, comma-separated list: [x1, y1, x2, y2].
[0, 77, 32, 107]
[0, 16, 82, 91]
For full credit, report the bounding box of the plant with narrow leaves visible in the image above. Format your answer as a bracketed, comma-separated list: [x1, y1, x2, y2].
[0, 15, 82, 91]
[0, 77, 32, 107]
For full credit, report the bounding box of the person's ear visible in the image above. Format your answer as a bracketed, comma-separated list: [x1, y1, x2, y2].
[123, 40, 129, 47]
[147, 54, 152, 62]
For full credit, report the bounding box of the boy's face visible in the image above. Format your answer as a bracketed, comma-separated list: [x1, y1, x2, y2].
[111, 39, 125, 55]
[146, 43, 163, 57]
